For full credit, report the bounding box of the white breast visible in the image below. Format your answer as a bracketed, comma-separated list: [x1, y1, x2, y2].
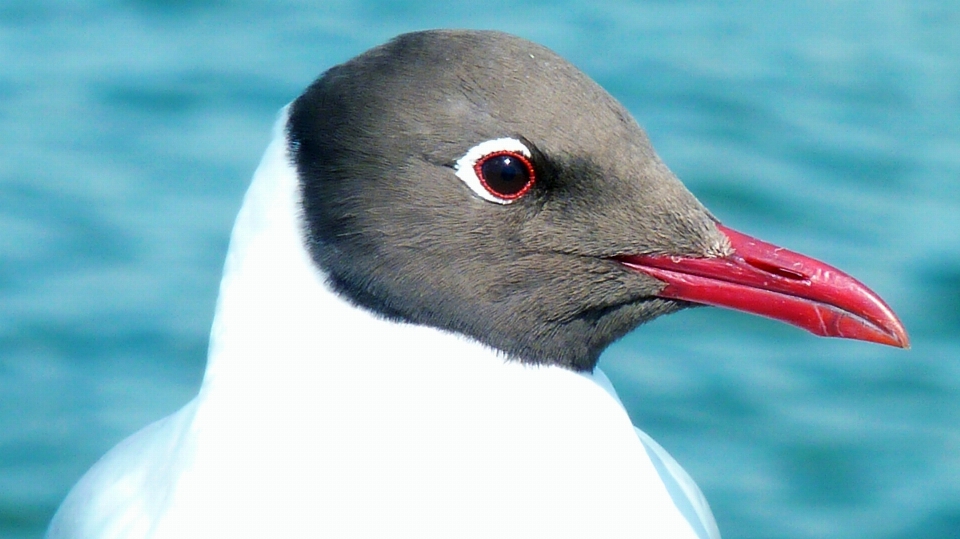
[47, 108, 719, 539]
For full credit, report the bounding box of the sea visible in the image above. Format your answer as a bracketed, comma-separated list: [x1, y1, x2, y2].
[1, 1, 958, 538]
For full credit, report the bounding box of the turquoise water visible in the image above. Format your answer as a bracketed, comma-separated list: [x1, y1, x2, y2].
[2, 1, 958, 537]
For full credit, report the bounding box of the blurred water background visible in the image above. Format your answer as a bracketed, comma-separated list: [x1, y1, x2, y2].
[1, 1, 958, 538]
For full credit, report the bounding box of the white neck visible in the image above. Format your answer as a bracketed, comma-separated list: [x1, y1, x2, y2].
[200, 109, 553, 407]
[203, 106, 326, 390]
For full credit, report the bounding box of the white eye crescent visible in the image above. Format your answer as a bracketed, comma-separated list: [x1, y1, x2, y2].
[454, 138, 536, 204]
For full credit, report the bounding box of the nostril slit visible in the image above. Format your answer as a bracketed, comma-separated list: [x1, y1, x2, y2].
[745, 258, 807, 280]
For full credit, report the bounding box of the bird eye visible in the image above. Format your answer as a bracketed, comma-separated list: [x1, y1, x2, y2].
[454, 138, 536, 204]
[476, 152, 535, 200]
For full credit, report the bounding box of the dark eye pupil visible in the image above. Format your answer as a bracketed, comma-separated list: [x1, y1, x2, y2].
[480, 154, 531, 197]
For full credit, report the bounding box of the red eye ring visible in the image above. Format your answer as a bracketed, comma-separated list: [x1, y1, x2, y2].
[473, 150, 536, 200]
